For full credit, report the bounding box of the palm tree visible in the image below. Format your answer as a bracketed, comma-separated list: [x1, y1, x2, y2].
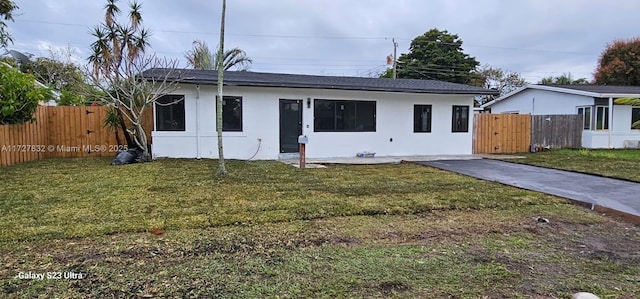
[88, 0, 153, 159]
[215, 0, 227, 175]
[539, 73, 589, 85]
[184, 39, 252, 71]
[89, 0, 150, 76]
[184, 40, 213, 70]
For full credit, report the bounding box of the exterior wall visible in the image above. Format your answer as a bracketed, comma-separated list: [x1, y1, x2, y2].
[490, 89, 640, 148]
[582, 131, 640, 148]
[152, 84, 476, 159]
[582, 105, 640, 148]
[489, 89, 594, 115]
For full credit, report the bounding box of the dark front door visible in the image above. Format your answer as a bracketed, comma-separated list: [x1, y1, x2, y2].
[279, 99, 303, 153]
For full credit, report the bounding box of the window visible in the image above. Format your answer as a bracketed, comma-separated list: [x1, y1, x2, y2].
[155, 95, 185, 131]
[314, 99, 376, 132]
[577, 106, 592, 130]
[452, 105, 469, 132]
[218, 96, 242, 131]
[595, 106, 609, 130]
[414, 105, 432, 133]
[632, 108, 640, 129]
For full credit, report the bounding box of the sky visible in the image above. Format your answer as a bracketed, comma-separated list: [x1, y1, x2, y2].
[6, 0, 640, 84]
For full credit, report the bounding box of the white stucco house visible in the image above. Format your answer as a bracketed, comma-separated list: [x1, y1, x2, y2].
[481, 84, 640, 148]
[144, 69, 497, 160]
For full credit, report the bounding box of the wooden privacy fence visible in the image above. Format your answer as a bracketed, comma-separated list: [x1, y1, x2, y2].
[473, 114, 582, 154]
[0, 107, 49, 167]
[531, 115, 583, 150]
[1, 106, 153, 167]
[473, 114, 531, 154]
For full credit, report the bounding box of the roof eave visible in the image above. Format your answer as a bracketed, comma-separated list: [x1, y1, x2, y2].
[530, 85, 600, 97]
[599, 93, 640, 98]
[481, 85, 530, 108]
[480, 84, 640, 109]
[248, 83, 499, 95]
[174, 79, 497, 95]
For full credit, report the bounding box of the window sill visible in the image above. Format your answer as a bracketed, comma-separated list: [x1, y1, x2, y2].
[313, 131, 377, 133]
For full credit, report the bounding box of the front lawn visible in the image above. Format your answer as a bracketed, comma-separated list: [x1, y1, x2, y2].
[514, 149, 640, 182]
[1, 158, 639, 298]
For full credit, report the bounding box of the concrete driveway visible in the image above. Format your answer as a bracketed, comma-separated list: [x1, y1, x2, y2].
[417, 159, 640, 219]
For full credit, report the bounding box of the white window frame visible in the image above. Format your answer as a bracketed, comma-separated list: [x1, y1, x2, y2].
[631, 107, 640, 130]
[576, 106, 592, 130]
[595, 105, 609, 130]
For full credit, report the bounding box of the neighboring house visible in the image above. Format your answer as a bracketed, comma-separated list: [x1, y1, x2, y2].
[144, 69, 497, 160]
[481, 84, 640, 148]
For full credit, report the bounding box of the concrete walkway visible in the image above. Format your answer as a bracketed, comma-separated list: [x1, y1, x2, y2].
[417, 159, 640, 220]
[280, 154, 522, 166]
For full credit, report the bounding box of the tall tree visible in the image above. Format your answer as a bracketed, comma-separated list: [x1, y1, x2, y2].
[396, 28, 479, 84]
[539, 73, 589, 85]
[87, 0, 178, 161]
[594, 37, 640, 85]
[0, 0, 18, 48]
[470, 65, 528, 105]
[184, 39, 252, 71]
[215, 0, 227, 175]
[21, 48, 93, 106]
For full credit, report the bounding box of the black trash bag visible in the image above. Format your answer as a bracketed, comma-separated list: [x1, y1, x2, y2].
[111, 148, 144, 165]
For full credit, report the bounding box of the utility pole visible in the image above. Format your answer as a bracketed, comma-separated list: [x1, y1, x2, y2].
[392, 38, 398, 79]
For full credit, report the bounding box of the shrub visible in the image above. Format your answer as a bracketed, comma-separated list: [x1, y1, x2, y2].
[0, 64, 52, 124]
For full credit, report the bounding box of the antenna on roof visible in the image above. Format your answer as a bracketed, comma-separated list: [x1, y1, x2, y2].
[9, 50, 32, 65]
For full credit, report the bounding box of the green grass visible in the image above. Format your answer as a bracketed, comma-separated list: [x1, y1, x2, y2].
[0, 158, 564, 241]
[1, 157, 639, 298]
[513, 149, 640, 182]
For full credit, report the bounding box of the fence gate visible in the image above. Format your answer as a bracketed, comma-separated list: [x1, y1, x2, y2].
[45, 106, 108, 158]
[84, 106, 110, 155]
[473, 114, 531, 154]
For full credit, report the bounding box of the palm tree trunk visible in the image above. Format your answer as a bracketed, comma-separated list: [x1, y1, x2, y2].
[215, 0, 227, 176]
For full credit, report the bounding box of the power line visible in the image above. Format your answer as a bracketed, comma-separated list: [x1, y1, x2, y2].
[7, 43, 592, 76]
[392, 37, 597, 56]
[14, 19, 387, 40]
[7, 44, 591, 80]
[10, 24, 595, 80]
[15, 18, 599, 56]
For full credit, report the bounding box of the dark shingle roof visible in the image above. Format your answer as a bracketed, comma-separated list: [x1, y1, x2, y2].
[544, 84, 640, 94]
[143, 68, 498, 95]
